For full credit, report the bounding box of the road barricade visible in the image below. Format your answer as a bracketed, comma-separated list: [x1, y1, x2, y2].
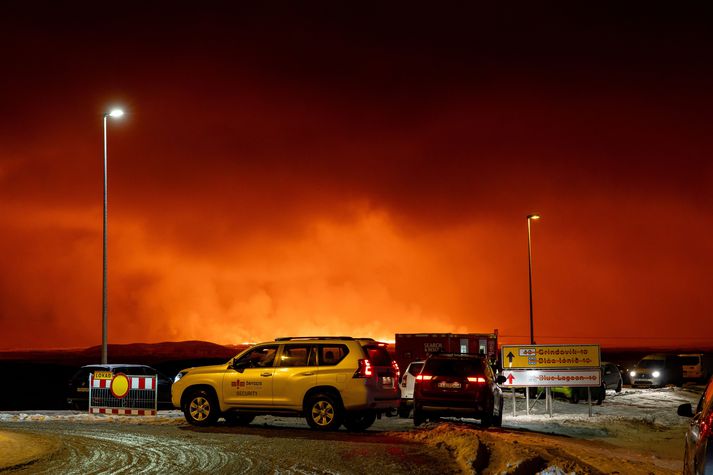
[89, 371, 158, 415]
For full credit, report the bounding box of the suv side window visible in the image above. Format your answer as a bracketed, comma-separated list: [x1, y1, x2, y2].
[236, 345, 279, 368]
[279, 345, 316, 367]
[318, 345, 349, 366]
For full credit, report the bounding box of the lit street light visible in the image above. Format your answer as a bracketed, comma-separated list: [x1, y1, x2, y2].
[527, 214, 540, 345]
[102, 108, 124, 364]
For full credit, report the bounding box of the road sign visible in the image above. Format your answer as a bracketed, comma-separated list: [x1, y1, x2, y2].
[500, 368, 601, 387]
[501, 344, 600, 369]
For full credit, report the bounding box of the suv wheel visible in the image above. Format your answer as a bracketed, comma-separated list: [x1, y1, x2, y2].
[481, 412, 492, 428]
[305, 393, 343, 431]
[223, 413, 256, 426]
[615, 380, 622, 393]
[492, 399, 503, 427]
[343, 411, 377, 431]
[413, 404, 425, 426]
[184, 389, 219, 426]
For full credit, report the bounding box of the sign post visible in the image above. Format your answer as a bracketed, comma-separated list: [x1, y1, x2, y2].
[500, 344, 601, 417]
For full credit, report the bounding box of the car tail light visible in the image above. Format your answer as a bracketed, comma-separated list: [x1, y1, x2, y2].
[392, 361, 400, 380]
[467, 376, 486, 383]
[401, 375, 408, 387]
[416, 374, 433, 381]
[354, 359, 373, 378]
[701, 412, 713, 439]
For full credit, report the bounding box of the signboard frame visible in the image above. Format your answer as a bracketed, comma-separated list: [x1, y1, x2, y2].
[499, 368, 602, 388]
[501, 344, 601, 369]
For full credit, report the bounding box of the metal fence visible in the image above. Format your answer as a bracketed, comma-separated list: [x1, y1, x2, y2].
[88, 372, 158, 415]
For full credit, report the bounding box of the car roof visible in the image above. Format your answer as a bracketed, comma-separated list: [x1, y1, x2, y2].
[266, 336, 387, 345]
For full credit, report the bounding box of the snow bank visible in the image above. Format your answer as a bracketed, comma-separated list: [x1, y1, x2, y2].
[0, 410, 185, 425]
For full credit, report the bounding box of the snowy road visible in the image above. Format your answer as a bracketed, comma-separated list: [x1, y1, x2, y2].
[0, 418, 457, 474]
[0, 385, 704, 474]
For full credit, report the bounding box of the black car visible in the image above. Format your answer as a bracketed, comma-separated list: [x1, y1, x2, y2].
[413, 353, 506, 427]
[678, 374, 713, 474]
[67, 364, 173, 410]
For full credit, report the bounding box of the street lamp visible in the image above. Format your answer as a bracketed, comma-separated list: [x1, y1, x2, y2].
[527, 214, 540, 345]
[102, 108, 124, 364]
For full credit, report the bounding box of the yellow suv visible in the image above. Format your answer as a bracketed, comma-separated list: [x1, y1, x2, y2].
[171, 337, 400, 431]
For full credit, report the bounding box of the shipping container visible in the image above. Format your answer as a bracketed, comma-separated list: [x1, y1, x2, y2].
[394, 331, 499, 374]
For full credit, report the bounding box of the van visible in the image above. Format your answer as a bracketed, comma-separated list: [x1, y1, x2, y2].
[678, 354, 704, 381]
[630, 354, 683, 387]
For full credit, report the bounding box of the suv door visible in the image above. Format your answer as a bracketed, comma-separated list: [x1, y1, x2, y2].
[272, 344, 318, 409]
[223, 344, 278, 407]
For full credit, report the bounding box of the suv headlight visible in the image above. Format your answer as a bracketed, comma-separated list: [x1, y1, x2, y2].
[174, 371, 188, 383]
[652, 371, 661, 378]
[630, 371, 636, 377]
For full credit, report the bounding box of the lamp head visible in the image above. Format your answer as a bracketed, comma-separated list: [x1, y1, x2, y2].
[527, 214, 541, 220]
[107, 108, 124, 118]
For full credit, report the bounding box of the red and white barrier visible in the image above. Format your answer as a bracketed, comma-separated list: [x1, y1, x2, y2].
[89, 373, 158, 416]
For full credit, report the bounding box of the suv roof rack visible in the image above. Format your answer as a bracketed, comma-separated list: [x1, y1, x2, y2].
[274, 336, 357, 341]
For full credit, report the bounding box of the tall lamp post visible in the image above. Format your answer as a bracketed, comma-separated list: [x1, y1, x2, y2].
[102, 108, 124, 364]
[527, 214, 540, 345]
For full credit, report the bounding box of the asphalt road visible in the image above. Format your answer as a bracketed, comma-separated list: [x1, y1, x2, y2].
[0, 419, 458, 474]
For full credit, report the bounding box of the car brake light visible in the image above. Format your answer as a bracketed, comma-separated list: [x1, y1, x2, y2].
[416, 375, 432, 381]
[701, 412, 713, 439]
[467, 377, 486, 383]
[354, 359, 373, 378]
[392, 361, 400, 380]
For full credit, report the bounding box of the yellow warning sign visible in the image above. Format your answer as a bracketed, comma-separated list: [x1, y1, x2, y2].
[93, 371, 113, 380]
[501, 344, 600, 369]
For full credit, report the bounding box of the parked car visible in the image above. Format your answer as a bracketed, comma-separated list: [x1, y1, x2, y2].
[541, 363, 616, 405]
[398, 360, 425, 417]
[630, 354, 684, 387]
[678, 353, 713, 383]
[412, 353, 506, 427]
[67, 364, 173, 410]
[677, 374, 713, 474]
[171, 336, 400, 431]
[602, 361, 623, 393]
[544, 383, 605, 405]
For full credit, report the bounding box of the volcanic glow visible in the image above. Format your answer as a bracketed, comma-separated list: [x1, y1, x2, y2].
[1, 4, 712, 350]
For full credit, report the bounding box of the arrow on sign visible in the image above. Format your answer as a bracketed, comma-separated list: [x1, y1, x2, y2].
[506, 352, 514, 365]
[506, 373, 515, 384]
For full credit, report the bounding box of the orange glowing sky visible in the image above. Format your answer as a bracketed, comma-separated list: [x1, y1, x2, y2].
[1, 4, 712, 349]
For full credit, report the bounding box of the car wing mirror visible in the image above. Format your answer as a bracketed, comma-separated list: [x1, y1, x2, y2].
[496, 375, 507, 385]
[233, 360, 249, 373]
[677, 403, 694, 418]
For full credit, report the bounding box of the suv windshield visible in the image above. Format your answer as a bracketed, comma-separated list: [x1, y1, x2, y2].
[638, 359, 665, 369]
[426, 358, 484, 377]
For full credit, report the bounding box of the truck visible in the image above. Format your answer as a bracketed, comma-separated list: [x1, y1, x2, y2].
[394, 331, 499, 375]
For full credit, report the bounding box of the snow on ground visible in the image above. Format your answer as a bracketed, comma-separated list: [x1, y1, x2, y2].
[0, 385, 704, 474]
[396, 385, 703, 474]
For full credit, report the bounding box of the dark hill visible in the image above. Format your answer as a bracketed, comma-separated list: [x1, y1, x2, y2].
[0, 341, 247, 411]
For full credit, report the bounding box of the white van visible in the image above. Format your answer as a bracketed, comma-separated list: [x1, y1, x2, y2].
[678, 353, 706, 381]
